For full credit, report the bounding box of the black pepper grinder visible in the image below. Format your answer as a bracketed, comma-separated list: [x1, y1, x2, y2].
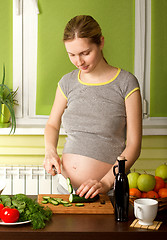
[113, 156, 129, 222]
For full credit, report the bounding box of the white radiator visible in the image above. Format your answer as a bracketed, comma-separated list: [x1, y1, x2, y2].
[0, 165, 59, 195]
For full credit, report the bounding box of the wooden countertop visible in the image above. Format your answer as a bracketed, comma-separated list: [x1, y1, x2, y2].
[0, 196, 166, 240]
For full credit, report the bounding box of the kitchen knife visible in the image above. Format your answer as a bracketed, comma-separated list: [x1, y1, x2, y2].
[58, 174, 75, 194]
[52, 166, 75, 194]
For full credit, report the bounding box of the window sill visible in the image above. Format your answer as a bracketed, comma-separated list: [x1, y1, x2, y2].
[0, 125, 167, 136]
[143, 126, 167, 135]
[143, 118, 167, 135]
[0, 125, 66, 135]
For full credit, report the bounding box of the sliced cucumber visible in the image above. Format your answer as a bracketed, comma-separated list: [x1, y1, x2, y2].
[43, 196, 51, 200]
[68, 184, 73, 194]
[50, 199, 59, 205]
[63, 203, 72, 207]
[48, 198, 53, 203]
[69, 194, 99, 203]
[75, 203, 85, 207]
[66, 177, 74, 193]
[53, 198, 63, 203]
[41, 200, 48, 204]
[66, 177, 71, 185]
[60, 200, 69, 204]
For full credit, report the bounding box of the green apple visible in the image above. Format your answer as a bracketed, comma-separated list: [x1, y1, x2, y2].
[127, 172, 140, 189]
[137, 174, 156, 192]
[155, 164, 167, 180]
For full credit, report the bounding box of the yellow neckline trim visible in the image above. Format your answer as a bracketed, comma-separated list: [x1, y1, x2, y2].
[78, 68, 121, 86]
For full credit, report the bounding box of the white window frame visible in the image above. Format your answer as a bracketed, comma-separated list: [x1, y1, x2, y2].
[144, 0, 167, 134]
[134, 0, 167, 135]
[13, 0, 48, 124]
[8, 0, 65, 135]
[2, 0, 166, 135]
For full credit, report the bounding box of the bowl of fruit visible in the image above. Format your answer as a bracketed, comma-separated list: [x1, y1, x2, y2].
[128, 164, 167, 211]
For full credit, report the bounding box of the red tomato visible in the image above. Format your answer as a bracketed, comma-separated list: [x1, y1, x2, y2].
[0, 207, 20, 223]
[0, 204, 4, 219]
[0, 204, 4, 212]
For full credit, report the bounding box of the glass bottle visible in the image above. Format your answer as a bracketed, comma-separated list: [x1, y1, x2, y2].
[113, 156, 129, 222]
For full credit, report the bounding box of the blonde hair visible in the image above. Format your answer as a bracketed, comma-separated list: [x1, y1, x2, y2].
[63, 15, 102, 45]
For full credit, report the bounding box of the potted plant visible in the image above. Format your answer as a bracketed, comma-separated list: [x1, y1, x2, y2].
[0, 65, 18, 134]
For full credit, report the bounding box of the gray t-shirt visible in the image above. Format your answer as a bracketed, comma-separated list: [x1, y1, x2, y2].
[58, 68, 140, 164]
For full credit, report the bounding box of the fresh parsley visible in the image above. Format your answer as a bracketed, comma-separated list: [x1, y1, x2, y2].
[0, 194, 52, 229]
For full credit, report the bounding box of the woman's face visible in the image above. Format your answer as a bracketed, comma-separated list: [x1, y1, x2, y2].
[64, 37, 104, 73]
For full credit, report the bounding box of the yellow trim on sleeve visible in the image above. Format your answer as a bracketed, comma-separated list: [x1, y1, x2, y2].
[58, 82, 67, 100]
[78, 68, 121, 86]
[125, 87, 140, 100]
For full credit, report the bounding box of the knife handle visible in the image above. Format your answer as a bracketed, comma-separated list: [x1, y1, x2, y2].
[52, 165, 57, 174]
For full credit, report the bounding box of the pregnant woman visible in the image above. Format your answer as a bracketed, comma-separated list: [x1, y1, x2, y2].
[43, 15, 142, 199]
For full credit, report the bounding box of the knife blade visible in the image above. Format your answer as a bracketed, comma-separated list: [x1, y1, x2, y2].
[58, 174, 75, 194]
[52, 166, 75, 194]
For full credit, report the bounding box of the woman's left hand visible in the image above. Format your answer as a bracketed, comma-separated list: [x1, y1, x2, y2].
[76, 179, 109, 199]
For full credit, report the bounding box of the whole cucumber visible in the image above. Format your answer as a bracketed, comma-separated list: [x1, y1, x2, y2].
[69, 194, 99, 203]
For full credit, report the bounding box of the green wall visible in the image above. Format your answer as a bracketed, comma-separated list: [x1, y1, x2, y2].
[0, 0, 13, 88]
[36, 0, 135, 115]
[0, 135, 167, 176]
[150, 0, 167, 117]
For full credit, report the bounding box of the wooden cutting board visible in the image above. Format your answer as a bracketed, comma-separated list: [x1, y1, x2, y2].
[38, 194, 114, 214]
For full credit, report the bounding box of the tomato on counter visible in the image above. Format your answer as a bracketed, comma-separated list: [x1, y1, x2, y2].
[0, 207, 19, 223]
[0, 204, 4, 213]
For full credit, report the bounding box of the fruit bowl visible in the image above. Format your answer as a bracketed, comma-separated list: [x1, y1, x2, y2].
[129, 195, 167, 211]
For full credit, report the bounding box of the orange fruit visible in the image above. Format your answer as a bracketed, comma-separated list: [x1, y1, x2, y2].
[141, 192, 147, 198]
[146, 190, 159, 199]
[154, 176, 165, 192]
[158, 188, 167, 198]
[129, 188, 141, 198]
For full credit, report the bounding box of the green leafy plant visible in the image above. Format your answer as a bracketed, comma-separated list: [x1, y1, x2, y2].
[0, 194, 52, 229]
[0, 65, 18, 134]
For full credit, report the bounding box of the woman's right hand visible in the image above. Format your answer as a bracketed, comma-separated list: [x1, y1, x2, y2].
[43, 149, 61, 176]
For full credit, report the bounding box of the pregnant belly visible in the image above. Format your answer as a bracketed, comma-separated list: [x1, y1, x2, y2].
[61, 153, 112, 188]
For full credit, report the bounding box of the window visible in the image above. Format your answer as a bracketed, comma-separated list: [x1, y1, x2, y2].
[13, 0, 47, 127]
[135, 0, 167, 134]
[11, 0, 167, 135]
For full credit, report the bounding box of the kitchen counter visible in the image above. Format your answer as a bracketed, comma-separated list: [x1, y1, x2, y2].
[0, 196, 166, 240]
